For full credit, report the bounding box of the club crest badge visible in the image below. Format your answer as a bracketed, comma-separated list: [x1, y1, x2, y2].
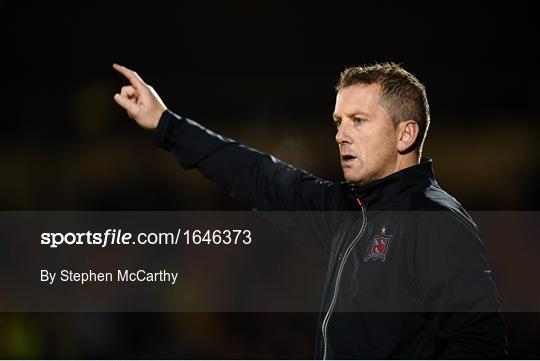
[364, 226, 392, 262]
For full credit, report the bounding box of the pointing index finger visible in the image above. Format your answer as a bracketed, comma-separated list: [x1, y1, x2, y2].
[113, 63, 146, 90]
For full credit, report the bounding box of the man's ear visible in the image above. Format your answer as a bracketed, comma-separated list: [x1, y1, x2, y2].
[396, 120, 419, 153]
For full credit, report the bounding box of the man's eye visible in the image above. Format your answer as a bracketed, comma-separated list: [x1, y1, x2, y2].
[354, 117, 365, 124]
[333, 120, 341, 128]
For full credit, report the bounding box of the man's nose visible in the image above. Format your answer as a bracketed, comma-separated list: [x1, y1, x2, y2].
[335, 120, 352, 144]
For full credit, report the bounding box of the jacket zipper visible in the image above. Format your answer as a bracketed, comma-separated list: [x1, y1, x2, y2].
[321, 201, 367, 359]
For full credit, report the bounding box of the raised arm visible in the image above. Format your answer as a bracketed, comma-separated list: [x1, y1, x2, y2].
[113, 64, 353, 254]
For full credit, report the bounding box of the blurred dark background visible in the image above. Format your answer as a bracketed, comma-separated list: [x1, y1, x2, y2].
[1, 1, 538, 359]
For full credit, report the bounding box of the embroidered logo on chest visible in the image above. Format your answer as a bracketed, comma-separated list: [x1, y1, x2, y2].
[363, 226, 393, 262]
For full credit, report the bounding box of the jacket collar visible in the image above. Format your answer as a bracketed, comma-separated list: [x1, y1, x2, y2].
[349, 157, 436, 210]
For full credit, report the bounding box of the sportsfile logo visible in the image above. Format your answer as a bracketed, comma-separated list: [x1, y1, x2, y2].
[40, 229, 181, 248]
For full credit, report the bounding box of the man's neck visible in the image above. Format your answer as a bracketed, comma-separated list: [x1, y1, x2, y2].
[393, 152, 420, 174]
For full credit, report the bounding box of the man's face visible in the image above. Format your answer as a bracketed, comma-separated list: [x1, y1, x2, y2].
[333, 83, 399, 184]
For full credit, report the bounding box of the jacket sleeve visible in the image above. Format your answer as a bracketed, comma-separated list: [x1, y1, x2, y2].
[413, 211, 508, 359]
[154, 110, 350, 255]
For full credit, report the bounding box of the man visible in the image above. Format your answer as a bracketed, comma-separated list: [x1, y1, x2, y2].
[113, 62, 507, 359]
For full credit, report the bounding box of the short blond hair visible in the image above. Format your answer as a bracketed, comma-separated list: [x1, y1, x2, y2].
[337, 62, 430, 153]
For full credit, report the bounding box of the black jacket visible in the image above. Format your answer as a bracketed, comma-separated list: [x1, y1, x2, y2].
[155, 110, 508, 359]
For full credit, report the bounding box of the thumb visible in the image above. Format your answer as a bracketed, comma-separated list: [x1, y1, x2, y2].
[114, 93, 139, 115]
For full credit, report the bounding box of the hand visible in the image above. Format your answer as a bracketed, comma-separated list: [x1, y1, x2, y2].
[113, 63, 167, 130]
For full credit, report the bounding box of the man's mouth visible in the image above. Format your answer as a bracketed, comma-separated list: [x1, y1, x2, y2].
[341, 154, 356, 165]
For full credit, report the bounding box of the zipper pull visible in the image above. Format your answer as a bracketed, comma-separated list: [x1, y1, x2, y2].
[350, 185, 364, 207]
